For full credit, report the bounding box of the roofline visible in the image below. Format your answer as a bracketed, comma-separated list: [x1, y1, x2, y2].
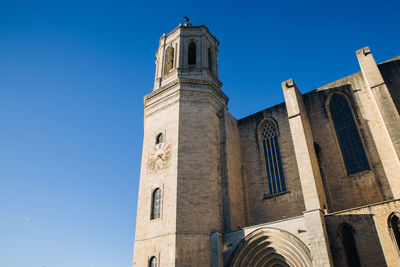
[161, 23, 219, 46]
[237, 54, 400, 121]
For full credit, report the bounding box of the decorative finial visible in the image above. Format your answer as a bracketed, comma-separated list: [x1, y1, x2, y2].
[184, 16, 190, 23]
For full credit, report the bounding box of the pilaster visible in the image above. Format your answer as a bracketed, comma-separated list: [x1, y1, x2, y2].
[283, 79, 333, 265]
[356, 47, 400, 198]
[303, 209, 334, 266]
[282, 79, 328, 211]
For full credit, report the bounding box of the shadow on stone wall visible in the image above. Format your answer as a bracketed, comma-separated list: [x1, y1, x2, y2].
[379, 58, 400, 115]
[326, 214, 386, 267]
[303, 84, 394, 211]
[222, 229, 244, 266]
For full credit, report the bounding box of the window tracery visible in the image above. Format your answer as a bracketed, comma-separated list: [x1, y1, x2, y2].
[259, 120, 286, 195]
[328, 94, 369, 175]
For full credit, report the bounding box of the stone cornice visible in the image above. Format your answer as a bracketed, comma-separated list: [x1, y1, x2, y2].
[143, 81, 229, 118]
[145, 78, 228, 105]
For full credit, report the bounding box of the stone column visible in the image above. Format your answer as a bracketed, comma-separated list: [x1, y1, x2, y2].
[356, 47, 400, 198]
[282, 79, 333, 266]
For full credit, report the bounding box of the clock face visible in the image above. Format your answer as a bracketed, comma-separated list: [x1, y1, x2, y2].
[148, 143, 171, 170]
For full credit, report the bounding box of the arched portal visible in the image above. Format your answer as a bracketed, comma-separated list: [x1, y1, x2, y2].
[230, 227, 312, 267]
[388, 212, 400, 254]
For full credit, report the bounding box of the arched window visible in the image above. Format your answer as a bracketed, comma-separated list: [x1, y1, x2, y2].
[188, 41, 196, 65]
[165, 46, 174, 72]
[149, 256, 157, 267]
[259, 120, 286, 195]
[339, 223, 361, 267]
[388, 213, 400, 254]
[328, 94, 369, 175]
[208, 47, 213, 72]
[151, 188, 161, 220]
[156, 133, 163, 144]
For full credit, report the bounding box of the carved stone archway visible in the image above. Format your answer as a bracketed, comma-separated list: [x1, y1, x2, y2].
[229, 227, 312, 267]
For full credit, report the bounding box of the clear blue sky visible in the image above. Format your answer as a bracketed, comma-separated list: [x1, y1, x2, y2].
[0, 0, 399, 266]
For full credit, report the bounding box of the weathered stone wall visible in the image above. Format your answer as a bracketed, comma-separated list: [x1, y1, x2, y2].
[228, 53, 400, 266]
[175, 92, 224, 265]
[223, 199, 400, 267]
[133, 86, 180, 266]
[238, 103, 305, 225]
[224, 112, 246, 230]
[236, 56, 400, 219]
[134, 23, 227, 267]
[135, 21, 400, 266]
[304, 59, 400, 211]
[134, 82, 229, 266]
[133, 235, 176, 267]
[325, 200, 400, 267]
[304, 76, 387, 211]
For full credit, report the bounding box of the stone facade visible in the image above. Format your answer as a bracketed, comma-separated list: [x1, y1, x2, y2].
[133, 23, 400, 266]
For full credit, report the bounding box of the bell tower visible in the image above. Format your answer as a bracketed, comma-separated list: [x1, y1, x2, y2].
[133, 22, 228, 266]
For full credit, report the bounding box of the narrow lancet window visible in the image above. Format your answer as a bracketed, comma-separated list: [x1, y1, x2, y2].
[166, 46, 174, 72]
[149, 256, 157, 267]
[156, 133, 163, 144]
[208, 47, 213, 72]
[188, 41, 196, 65]
[340, 224, 361, 267]
[329, 94, 369, 175]
[259, 120, 286, 195]
[151, 188, 161, 220]
[389, 213, 400, 254]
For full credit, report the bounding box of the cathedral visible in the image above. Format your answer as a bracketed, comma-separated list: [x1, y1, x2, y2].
[132, 22, 400, 266]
